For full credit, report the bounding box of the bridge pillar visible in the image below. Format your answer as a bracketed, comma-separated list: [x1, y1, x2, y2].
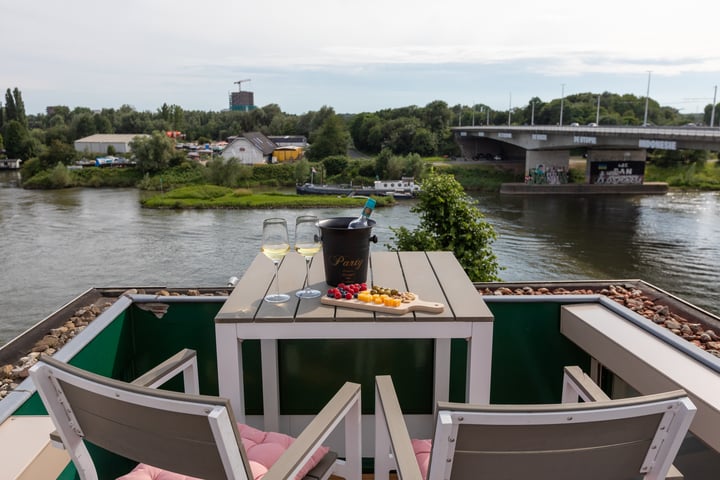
[585, 149, 647, 184]
[525, 150, 570, 177]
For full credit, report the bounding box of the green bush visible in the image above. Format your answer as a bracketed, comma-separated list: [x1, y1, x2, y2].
[387, 172, 501, 281]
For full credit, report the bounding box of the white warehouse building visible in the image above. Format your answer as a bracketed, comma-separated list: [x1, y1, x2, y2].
[74, 134, 148, 154]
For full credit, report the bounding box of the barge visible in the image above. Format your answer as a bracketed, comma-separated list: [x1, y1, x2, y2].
[296, 178, 420, 199]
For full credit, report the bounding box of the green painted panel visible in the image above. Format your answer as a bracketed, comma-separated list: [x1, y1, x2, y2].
[486, 302, 591, 404]
[279, 339, 434, 414]
[127, 303, 223, 394]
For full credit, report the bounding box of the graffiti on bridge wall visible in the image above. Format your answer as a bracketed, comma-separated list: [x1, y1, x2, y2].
[525, 164, 568, 185]
[590, 161, 645, 185]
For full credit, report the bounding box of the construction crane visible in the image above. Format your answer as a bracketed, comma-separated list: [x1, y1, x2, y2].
[234, 79, 251, 91]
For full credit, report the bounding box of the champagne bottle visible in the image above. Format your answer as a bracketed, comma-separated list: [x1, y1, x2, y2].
[348, 198, 376, 229]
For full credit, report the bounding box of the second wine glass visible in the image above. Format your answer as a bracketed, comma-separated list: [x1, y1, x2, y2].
[294, 215, 322, 299]
[261, 218, 291, 303]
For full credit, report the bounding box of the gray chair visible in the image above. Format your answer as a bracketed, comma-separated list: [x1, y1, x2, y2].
[561, 365, 686, 479]
[374, 373, 696, 480]
[30, 352, 362, 480]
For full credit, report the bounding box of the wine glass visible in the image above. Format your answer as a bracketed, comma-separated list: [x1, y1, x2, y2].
[261, 218, 291, 303]
[294, 215, 323, 299]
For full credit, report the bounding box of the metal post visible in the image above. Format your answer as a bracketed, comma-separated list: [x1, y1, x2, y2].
[643, 71, 652, 126]
[508, 93, 512, 126]
[560, 84, 565, 126]
[531, 101, 535, 126]
[711, 85, 717, 128]
[596, 95, 601, 124]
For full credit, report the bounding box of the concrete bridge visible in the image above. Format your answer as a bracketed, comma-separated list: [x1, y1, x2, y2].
[452, 125, 720, 192]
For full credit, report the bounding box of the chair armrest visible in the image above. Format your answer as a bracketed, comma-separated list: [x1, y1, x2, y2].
[50, 349, 199, 450]
[374, 375, 423, 480]
[132, 348, 199, 394]
[561, 365, 610, 403]
[263, 382, 362, 480]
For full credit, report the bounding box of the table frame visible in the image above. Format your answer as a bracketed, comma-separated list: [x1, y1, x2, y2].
[215, 250, 493, 432]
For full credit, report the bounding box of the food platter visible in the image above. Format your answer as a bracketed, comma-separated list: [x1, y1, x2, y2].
[320, 294, 444, 315]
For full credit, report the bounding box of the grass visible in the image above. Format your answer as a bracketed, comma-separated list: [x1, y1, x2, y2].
[141, 185, 397, 209]
[645, 161, 720, 190]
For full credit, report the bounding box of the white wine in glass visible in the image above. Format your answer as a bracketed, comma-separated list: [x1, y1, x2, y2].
[294, 215, 322, 299]
[261, 218, 291, 303]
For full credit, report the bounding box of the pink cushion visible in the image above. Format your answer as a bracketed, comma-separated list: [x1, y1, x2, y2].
[117, 423, 330, 480]
[412, 438, 432, 480]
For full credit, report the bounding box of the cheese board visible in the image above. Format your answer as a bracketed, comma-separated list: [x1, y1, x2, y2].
[320, 294, 444, 315]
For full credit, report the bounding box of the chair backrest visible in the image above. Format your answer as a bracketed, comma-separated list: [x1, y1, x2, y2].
[429, 391, 696, 480]
[30, 355, 252, 480]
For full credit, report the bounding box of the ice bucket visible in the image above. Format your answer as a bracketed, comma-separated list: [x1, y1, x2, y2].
[319, 217, 377, 286]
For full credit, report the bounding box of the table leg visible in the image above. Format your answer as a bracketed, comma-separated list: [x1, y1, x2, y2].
[216, 324, 245, 421]
[467, 322, 493, 404]
[434, 338, 451, 412]
[261, 339, 280, 432]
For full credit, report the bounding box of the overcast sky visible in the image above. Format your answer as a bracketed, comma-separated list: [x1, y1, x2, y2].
[3, 1, 719, 116]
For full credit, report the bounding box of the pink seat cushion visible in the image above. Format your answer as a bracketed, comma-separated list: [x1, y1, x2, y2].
[412, 438, 432, 480]
[117, 423, 329, 480]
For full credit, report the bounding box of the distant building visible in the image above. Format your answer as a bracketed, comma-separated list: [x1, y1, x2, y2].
[0, 159, 22, 170]
[221, 132, 277, 164]
[74, 134, 149, 155]
[267, 136, 308, 148]
[229, 91, 256, 111]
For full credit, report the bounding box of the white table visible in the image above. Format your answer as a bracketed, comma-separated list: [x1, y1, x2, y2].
[215, 250, 494, 431]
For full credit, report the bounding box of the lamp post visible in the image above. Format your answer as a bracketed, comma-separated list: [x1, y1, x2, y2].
[643, 71, 652, 126]
[560, 84, 565, 126]
[531, 101, 535, 126]
[596, 95, 601, 125]
[508, 93, 512, 126]
[711, 85, 717, 128]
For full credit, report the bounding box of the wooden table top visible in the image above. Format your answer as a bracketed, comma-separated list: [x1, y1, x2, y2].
[215, 250, 493, 324]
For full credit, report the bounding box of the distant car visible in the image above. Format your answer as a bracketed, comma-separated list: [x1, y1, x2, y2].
[570, 122, 580, 127]
[587, 122, 598, 127]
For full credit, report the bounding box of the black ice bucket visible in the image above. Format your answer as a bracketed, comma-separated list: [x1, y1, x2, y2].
[319, 217, 378, 286]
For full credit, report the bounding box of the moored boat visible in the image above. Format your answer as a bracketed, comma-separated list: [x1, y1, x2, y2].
[296, 177, 420, 198]
[1, 256, 719, 479]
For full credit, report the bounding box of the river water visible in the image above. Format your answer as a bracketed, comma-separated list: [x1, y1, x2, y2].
[1, 170, 719, 345]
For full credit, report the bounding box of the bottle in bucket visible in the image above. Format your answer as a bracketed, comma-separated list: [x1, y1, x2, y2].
[348, 198, 376, 229]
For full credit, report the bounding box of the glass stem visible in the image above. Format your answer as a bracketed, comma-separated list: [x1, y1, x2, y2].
[274, 261, 281, 297]
[304, 257, 311, 293]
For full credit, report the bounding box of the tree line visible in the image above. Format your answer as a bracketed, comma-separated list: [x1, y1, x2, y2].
[1, 87, 718, 170]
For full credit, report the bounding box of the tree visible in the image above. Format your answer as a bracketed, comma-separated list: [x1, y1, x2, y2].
[13, 88, 27, 127]
[4, 120, 32, 158]
[306, 113, 349, 161]
[4, 89, 17, 124]
[4, 88, 26, 127]
[387, 172, 501, 281]
[130, 132, 174, 173]
[38, 140, 77, 169]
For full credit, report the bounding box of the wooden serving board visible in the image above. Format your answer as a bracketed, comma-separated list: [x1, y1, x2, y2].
[320, 295, 444, 315]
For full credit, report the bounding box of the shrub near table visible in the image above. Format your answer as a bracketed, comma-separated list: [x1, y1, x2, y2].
[387, 172, 501, 282]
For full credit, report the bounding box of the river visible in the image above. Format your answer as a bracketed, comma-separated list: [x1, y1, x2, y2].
[1, 170, 719, 345]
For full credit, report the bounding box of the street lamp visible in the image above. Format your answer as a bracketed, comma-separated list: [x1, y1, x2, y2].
[531, 101, 535, 126]
[560, 84, 565, 126]
[643, 71, 652, 126]
[712, 85, 717, 128]
[508, 93, 512, 126]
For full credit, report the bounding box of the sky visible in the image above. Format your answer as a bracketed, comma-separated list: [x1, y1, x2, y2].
[2, 0, 720, 116]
